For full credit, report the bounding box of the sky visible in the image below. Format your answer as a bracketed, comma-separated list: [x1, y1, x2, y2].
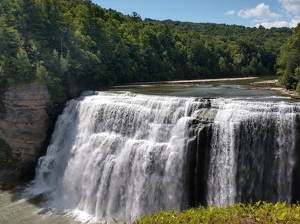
[92, 0, 300, 28]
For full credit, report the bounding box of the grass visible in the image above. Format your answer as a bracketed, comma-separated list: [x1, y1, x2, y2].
[133, 201, 300, 224]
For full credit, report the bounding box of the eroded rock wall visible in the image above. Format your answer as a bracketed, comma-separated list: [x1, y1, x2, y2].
[0, 83, 51, 189]
[0, 83, 51, 162]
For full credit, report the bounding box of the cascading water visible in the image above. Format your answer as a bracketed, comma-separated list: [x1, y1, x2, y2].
[24, 91, 300, 223]
[25, 91, 209, 223]
[206, 99, 299, 206]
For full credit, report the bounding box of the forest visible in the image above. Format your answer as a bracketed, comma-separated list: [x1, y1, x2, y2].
[0, 0, 298, 100]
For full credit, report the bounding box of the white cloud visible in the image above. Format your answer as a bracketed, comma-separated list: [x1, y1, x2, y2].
[255, 19, 300, 28]
[225, 10, 235, 16]
[252, 18, 269, 23]
[232, 1, 300, 28]
[278, 0, 300, 15]
[290, 19, 300, 27]
[238, 3, 281, 21]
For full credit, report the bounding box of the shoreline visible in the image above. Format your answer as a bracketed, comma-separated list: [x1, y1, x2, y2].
[251, 79, 300, 99]
[113, 77, 259, 88]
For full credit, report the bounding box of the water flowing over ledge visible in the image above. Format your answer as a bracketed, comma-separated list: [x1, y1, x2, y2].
[24, 91, 300, 223]
[206, 99, 298, 207]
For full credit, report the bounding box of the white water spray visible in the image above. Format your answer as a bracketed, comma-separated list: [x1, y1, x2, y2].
[26, 92, 208, 223]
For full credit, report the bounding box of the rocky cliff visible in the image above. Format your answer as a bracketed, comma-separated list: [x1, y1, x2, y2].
[0, 83, 52, 189]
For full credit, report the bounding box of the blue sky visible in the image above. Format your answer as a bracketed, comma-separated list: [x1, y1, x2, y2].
[92, 0, 300, 28]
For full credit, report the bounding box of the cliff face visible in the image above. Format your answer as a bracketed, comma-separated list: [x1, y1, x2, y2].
[0, 83, 52, 189]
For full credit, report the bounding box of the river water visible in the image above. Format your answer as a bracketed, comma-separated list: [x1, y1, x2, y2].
[110, 78, 292, 101]
[1, 81, 299, 223]
[0, 190, 81, 223]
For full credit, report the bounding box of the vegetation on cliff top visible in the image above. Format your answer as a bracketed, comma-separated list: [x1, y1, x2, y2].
[0, 0, 293, 100]
[134, 202, 300, 224]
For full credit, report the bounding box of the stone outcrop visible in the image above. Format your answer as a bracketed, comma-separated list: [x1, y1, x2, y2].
[186, 108, 217, 207]
[0, 83, 52, 189]
[0, 83, 51, 162]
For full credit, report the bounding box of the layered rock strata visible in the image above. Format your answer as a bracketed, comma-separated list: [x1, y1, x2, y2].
[0, 83, 51, 189]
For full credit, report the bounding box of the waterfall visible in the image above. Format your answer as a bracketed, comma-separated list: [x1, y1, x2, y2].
[26, 91, 209, 223]
[25, 91, 300, 223]
[206, 99, 298, 206]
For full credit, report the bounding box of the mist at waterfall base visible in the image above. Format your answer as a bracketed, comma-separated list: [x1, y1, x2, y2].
[23, 91, 299, 223]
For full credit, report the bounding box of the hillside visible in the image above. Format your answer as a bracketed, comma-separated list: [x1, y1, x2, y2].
[0, 0, 292, 100]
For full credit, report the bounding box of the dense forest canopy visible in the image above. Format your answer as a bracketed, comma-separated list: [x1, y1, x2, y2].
[0, 0, 295, 100]
[277, 24, 300, 92]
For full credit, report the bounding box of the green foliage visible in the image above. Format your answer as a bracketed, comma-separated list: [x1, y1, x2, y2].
[278, 24, 300, 91]
[0, 138, 25, 170]
[0, 138, 10, 152]
[0, 138, 13, 169]
[134, 202, 300, 224]
[0, 84, 6, 119]
[0, 0, 293, 99]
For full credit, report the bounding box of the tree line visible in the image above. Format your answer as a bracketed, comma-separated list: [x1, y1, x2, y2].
[277, 24, 300, 93]
[0, 0, 294, 100]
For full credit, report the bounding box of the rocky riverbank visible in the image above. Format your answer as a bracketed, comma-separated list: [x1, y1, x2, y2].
[251, 79, 300, 99]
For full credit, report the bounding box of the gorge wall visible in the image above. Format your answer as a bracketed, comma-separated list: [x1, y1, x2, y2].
[0, 83, 52, 189]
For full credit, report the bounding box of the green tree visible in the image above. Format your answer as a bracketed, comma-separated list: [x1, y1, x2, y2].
[278, 24, 300, 90]
[0, 0, 294, 97]
[130, 11, 142, 22]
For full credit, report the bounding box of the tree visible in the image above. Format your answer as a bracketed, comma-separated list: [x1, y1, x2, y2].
[0, 0, 293, 96]
[278, 24, 300, 90]
[13, 47, 32, 82]
[130, 11, 141, 22]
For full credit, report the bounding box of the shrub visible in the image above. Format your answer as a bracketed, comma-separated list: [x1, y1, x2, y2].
[134, 202, 300, 224]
